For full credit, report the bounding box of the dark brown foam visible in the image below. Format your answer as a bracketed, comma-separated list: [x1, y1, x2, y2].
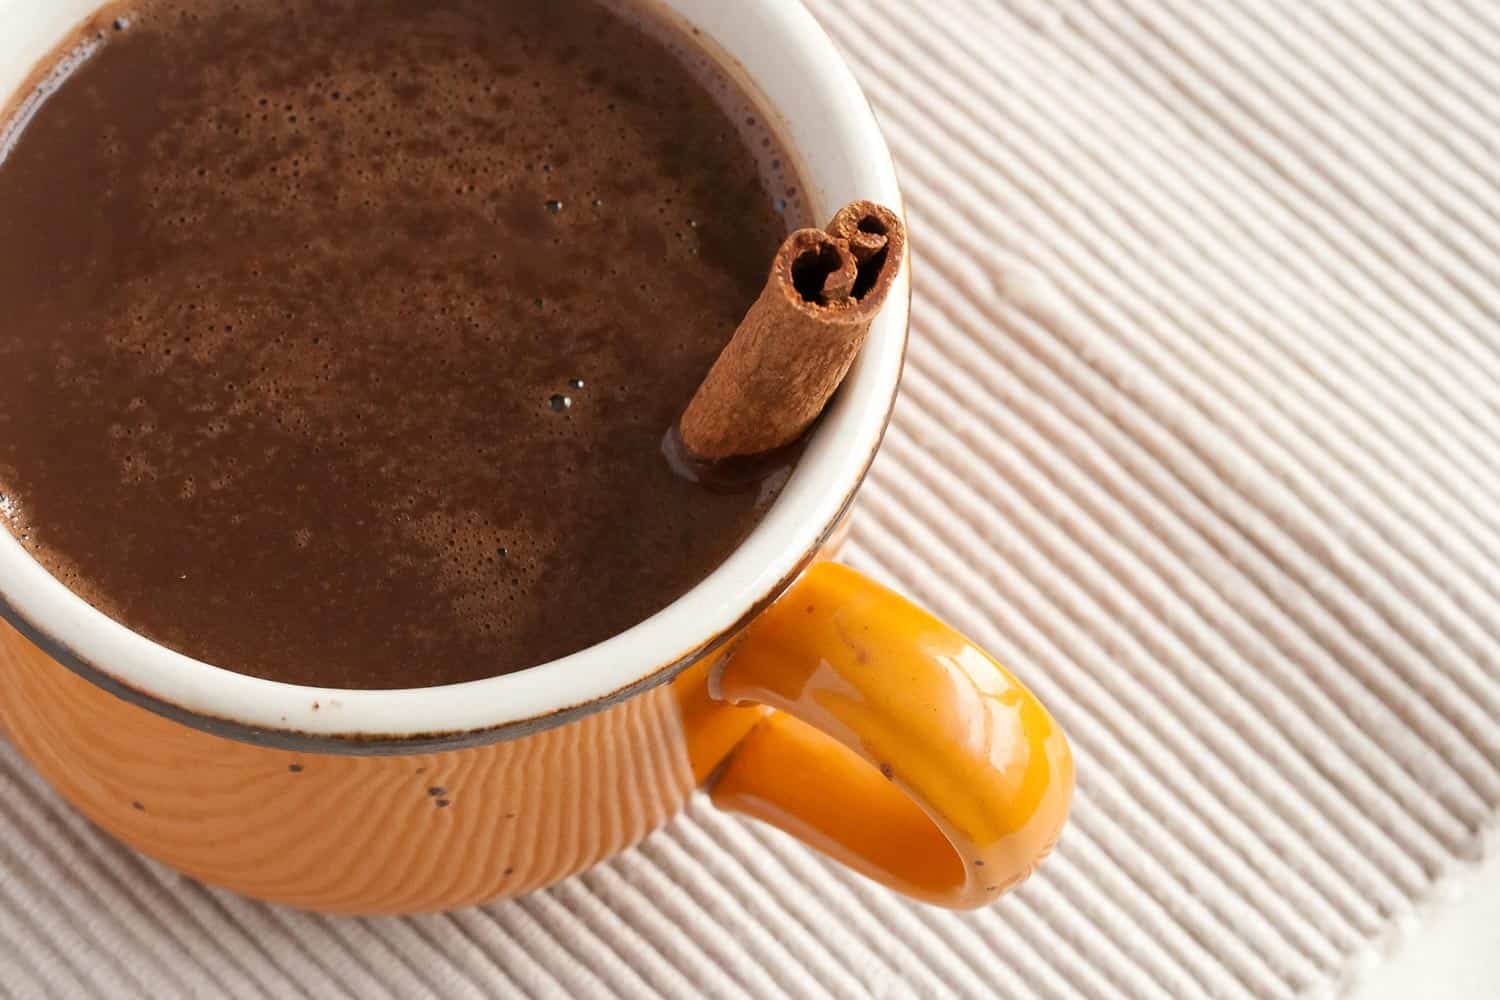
[0, 0, 807, 687]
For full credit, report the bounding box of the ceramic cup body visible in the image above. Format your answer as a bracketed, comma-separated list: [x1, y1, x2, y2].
[0, 0, 1072, 913]
[0, 622, 724, 912]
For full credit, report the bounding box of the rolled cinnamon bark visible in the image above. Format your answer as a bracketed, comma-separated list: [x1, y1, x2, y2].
[678, 200, 905, 461]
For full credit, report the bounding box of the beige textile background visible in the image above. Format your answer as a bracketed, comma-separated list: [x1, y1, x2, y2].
[2, 0, 1499, 996]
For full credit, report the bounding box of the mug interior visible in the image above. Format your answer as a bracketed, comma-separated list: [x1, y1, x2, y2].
[0, 0, 907, 745]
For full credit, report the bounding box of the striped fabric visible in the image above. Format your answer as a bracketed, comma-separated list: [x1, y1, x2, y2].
[3, 0, 1498, 996]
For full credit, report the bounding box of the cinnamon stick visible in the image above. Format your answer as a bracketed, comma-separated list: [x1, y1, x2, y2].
[677, 200, 906, 461]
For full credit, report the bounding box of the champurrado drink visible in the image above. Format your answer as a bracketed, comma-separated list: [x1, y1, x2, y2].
[0, 0, 808, 687]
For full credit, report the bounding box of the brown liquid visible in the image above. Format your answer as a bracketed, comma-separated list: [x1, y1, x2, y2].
[0, 0, 807, 688]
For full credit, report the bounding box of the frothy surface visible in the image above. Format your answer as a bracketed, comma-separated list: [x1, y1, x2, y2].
[0, 0, 805, 687]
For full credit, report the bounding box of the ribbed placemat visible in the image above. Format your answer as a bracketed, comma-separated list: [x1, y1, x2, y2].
[3, 1, 1498, 996]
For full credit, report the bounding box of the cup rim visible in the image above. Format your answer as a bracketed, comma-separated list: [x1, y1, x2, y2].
[0, 0, 908, 751]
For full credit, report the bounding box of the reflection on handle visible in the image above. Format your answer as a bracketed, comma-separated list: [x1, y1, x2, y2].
[703, 562, 1072, 909]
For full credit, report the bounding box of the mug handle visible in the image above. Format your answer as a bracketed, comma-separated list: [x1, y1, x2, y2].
[702, 562, 1073, 908]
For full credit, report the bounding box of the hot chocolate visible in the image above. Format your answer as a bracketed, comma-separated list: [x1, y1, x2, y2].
[0, 0, 807, 687]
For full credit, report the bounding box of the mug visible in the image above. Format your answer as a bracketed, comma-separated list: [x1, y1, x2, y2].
[0, 0, 1072, 912]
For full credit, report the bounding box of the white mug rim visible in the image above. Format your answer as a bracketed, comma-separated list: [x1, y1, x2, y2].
[0, 0, 908, 750]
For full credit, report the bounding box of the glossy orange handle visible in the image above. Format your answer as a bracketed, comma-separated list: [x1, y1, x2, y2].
[706, 562, 1073, 908]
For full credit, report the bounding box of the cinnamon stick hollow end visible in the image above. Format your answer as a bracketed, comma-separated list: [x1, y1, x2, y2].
[678, 202, 906, 462]
[826, 200, 906, 315]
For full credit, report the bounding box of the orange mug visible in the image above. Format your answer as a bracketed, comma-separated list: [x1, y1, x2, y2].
[0, 0, 1071, 912]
